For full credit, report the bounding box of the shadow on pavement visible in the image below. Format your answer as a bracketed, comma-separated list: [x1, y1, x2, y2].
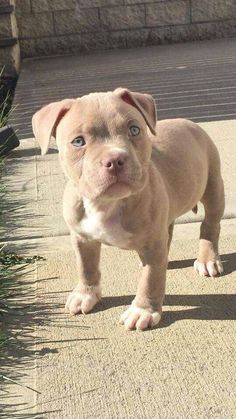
[98, 292, 236, 324]
[161, 292, 236, 328]
[168, 252, 236, 276]
[0, 269, 86, 418]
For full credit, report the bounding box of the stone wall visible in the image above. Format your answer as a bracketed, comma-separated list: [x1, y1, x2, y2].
[0, 0, 20, 77]
[12, 0, 236, 58]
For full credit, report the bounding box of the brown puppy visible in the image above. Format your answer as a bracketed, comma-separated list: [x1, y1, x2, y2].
[32, 88, 225, 331]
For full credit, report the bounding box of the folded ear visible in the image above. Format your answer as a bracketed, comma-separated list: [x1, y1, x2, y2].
[32, 99, 75, 155]
[114, 87, 156, 135]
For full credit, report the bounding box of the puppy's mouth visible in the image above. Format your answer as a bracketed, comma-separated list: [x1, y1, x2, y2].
[102, 174, 133, 198]
[81, 167, 144, 200]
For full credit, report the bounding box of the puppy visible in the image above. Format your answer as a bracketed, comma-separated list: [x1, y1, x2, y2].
[32, 88, 225, 330]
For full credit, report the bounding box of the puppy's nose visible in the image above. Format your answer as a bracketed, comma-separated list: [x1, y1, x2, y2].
[101, 153, 126, 173]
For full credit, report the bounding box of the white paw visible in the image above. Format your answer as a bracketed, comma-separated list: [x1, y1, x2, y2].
[119, 302, 161, 331]
[65, 285, 101, 315]
[194, 259, 223, 277]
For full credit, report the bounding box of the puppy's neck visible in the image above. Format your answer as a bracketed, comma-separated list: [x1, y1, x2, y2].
[82, 196, 123, 221]
[79, 196, 133, 247]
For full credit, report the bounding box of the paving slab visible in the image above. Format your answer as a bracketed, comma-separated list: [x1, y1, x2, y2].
[10, 37, 236, 140]
[2, 221, 236, 418]
[1, 38, 236, 418]
[26, 230, 236, 419]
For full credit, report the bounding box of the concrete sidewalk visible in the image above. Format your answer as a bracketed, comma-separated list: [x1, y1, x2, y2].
[1, 39, 236, 418]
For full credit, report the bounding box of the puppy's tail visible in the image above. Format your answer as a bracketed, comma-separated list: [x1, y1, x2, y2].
[192, 205, 198, 214]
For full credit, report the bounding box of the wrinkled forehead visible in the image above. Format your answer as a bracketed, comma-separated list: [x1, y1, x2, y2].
[61, 92, 143, 136]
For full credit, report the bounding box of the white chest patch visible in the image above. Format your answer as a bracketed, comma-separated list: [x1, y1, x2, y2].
[75, 198, 132, 247]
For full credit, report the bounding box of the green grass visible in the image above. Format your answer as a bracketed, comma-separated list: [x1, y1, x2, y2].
[0, 167, 35, 348]
[0, 68, 47, 409]
[0, 68, 13, 345]
[0, 67, 43, 346]
[0, 66, 16, 129]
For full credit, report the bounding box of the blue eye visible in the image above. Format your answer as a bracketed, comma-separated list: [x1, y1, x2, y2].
[129, 126, 140, 136]
[71, 136, 86, 147]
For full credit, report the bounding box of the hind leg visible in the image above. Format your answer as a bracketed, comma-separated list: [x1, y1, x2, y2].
[194, 176, 225, 277]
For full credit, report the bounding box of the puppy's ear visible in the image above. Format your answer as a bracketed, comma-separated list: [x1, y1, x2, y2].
[114, 87, 156, 135]
[32, 99, 75, 155]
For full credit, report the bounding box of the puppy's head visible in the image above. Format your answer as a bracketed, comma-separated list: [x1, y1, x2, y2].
[32, 88, 156, 200]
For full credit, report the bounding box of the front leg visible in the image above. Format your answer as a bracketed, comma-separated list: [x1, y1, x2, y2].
[120, 239, 168, 330]
[65, 233, 101, 315]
